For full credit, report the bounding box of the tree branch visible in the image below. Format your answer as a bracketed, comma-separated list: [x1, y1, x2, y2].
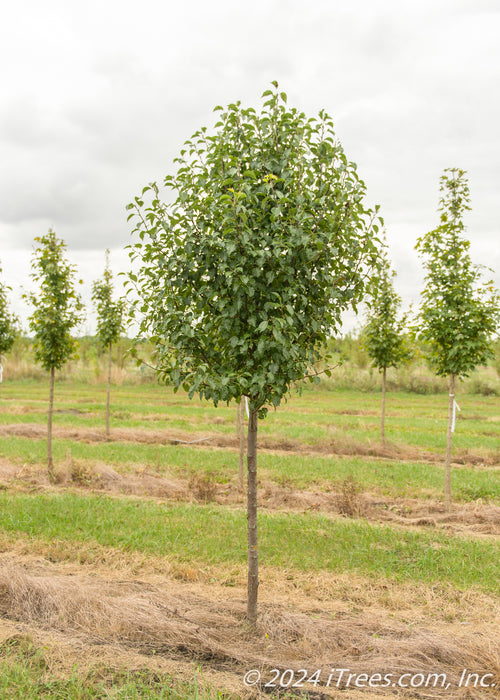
[300, 362, 341, 381]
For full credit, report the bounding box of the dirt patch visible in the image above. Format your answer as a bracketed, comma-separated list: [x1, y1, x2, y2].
[0, 558, 498, 698]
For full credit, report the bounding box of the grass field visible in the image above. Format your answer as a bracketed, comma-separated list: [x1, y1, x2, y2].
[0, 378, 499, 699]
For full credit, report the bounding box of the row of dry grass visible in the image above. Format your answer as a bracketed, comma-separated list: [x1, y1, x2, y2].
[0, 543, 499, 698]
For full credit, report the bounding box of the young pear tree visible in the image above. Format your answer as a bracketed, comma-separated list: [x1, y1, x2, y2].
[363, 244, 412, 443]
[0, 261, 20, 389]
[92, 250, 126, 438]
[126, 84, 381, 625]
[26, 230, 84, 481]
[415, 168, 500, 510]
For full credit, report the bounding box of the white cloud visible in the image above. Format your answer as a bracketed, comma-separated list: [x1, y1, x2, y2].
[1, 0, 499, 336]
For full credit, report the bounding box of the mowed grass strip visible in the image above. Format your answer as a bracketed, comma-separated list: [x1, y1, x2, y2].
[0, 492, 498, 594]
[2, 435, 499, 502]
[2, 381, 499, 452]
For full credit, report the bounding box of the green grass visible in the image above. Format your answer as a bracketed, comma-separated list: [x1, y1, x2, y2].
[0, 491, 498, 595]
[1, 380, 499, 454]
[2, 434, 499, 503]
[0, 640, 232, 699]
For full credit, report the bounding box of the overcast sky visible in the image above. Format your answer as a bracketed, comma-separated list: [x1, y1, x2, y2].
[1, 0, 499, 334]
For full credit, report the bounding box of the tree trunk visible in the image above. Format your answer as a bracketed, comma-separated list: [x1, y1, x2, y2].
[246, 407, 259, 627]
[381, 366, 387, 445]
[444, 372, 455, 512]
[238, 398, 245, 491]
[106, 344, 112, 439]
[47, 367, 55, 483]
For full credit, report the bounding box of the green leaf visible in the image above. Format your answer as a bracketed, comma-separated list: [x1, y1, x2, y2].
[125, 83, 384, 413]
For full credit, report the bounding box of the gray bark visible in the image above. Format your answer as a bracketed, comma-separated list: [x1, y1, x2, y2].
[445, 372, 455, 511]
[246, 407, 259, 627]
[106, 345, 112, 438]
[381, 365, 387, 444]
[47, 367, 55, 482]
[238, 399, 245, 491]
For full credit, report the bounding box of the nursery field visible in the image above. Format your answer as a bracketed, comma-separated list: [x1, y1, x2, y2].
[0, 379, 499, 699]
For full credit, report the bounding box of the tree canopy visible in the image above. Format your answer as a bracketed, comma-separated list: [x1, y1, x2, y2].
[415, 168, 499, 378]
[126, 83, 382, 415]
[26, 230, 84, 371]
[0, 261, 19, 359]
[92, 250, 125, 350]
[363, 244, 411, 373]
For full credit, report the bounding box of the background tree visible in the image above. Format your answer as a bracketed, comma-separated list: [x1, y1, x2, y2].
[415, 168, 500, 510]
[126, 83, 381, 625]
[92, 250, 126, 438]
[363, 244, 412, 443]
[0, 261, 20, 389]
[26, 230, 84, 481]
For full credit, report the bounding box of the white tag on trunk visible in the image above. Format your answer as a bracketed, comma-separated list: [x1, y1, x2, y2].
[451, 397, 461, 433]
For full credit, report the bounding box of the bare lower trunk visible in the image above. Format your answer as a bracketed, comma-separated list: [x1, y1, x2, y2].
[47, 367, 55, 482]
[238, 399, 245, 491]
[381, 366, 387, 445]
[445, 373, 455, 512]
[246, 407, 259, 627]
[106, 345, 112, 439]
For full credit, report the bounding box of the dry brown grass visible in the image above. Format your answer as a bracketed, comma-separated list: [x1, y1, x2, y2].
[0, 565, 237, 662]
[1, 536, 498, 626]
[65, 452, 103, 488]
[1, 422, 498, 468]
[188, 470, 218, 503]
[335, 475, 367, 517]
[0, 559, 498, 698]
